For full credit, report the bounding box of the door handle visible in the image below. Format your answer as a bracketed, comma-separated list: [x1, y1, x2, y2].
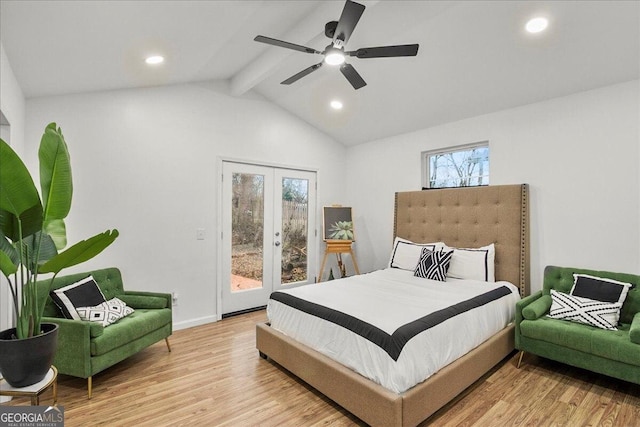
[274, 241, 281, 247]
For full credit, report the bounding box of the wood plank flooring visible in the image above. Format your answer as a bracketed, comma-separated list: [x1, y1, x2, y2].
[4, 310, 639, 426]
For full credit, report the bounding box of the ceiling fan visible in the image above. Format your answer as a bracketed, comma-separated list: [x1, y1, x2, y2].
[254, 0, 419, 90]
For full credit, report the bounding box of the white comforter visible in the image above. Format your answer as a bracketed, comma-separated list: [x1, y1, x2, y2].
[267, 268, 520, 393]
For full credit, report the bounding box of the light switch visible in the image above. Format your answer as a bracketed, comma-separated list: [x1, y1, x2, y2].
[196, 228, 205, 240]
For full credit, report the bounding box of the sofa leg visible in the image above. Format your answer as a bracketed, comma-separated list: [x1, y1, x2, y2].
[165, 337, 172, 352]
[87, 376, 93, 399]
[516, 350, 525, 369]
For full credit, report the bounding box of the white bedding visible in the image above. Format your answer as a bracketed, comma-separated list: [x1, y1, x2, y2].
[267, 268, 520, 393]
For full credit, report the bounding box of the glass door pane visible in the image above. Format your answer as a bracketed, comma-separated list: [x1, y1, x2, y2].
[221, 162, 273, 315]
[273, 169, 316, 290]
[231, 172, 264, 292]
[280, 177, 309, 284]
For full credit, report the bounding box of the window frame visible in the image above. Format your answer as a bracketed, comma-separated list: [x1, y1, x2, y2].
[421, 141, 490, 189]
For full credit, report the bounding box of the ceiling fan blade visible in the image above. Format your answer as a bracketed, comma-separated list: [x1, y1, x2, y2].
[281, 62, 323, 85]
[340, 63, 366, 90]
[347, 44, 420, 58]
[332, 0, 366, 48]
[254, 35, 321, 54]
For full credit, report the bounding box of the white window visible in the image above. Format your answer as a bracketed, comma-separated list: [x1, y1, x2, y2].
[422, 143, 489, 189]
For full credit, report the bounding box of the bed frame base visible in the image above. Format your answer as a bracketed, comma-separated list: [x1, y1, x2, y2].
[256, 322, 515, 427]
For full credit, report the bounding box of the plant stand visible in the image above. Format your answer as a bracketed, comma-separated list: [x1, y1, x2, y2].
[0, 366, 57, 406]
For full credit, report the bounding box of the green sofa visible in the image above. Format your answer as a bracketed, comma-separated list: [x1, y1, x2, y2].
[515, 265, 640, 385]
[37, 267, 173, 398]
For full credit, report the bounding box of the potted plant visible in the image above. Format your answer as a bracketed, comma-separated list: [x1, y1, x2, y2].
[0, 123, 118, 387]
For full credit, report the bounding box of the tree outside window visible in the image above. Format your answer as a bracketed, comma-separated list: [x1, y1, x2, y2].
[423, 143, 489, 189]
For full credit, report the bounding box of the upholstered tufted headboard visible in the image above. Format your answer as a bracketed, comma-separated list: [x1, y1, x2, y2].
[394, 184, 530, 296]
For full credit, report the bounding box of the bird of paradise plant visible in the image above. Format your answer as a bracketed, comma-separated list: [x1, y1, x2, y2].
[0, 123, 118, 339]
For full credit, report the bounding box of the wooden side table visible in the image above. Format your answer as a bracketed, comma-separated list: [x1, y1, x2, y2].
[0, 366, 57, 405]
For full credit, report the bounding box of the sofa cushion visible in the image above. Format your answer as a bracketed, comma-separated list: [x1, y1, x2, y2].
[50, 276, 107, 319]
[89, 321, 104, 338]
[90, 308, 172, 356]
[118, 294, 167, 309]
[590, 324, 640, 366]
[520, 317, 640, 366]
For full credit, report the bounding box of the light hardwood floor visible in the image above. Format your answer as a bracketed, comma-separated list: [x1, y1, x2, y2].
[5, 310, 640, 426]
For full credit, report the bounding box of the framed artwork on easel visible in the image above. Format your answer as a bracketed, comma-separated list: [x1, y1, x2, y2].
[322, 206, 354, 241]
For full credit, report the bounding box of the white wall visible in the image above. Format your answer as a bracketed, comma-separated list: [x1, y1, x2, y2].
[346, 80, 640, 293]
[0, 43, 26, 333]
[0, 44, 25, 150]
[25, 82, 347, 328]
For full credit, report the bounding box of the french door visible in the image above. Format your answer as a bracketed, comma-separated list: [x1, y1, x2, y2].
[221, 161, 317, 315]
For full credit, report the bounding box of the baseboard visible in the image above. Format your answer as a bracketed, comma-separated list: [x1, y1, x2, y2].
[221, 306, 266, 319]
[173, 315, 218, 331]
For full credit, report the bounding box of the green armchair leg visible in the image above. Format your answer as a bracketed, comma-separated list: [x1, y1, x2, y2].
[516, 350, 525, 369]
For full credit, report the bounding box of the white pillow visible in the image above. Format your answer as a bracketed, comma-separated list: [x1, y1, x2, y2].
[388, 237, 444, 271]
[76, 297, 134, 327]
[445, 243, 495, 282]
[548, 289, 622, 330]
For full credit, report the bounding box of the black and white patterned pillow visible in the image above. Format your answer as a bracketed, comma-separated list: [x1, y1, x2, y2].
[414, 248, 454, 281]
[50, 276, 107, 319]
[76, 297, 134, 327]
[548, 289, 622, 330]
[570, 274, 632, 305]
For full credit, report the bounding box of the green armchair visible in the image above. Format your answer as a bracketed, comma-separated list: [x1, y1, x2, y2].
[37, 267, 173, 398]
[515, 265, 640, 385]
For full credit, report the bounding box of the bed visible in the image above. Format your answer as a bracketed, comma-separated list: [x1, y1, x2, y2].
[256, 184, 530, 427]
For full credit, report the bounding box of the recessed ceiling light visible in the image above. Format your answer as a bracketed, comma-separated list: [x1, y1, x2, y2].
[145, 55, 165, 65]
[525, 17, 548, 34]
[330, 100, 343, 110]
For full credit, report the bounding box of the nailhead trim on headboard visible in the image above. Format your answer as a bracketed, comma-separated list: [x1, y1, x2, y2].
[520, 184, 530, 297]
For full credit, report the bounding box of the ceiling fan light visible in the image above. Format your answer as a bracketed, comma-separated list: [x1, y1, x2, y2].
[325, 51, 345, 66]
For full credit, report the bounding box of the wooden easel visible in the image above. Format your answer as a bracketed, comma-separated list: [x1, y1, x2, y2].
[318, 240, 360, 282]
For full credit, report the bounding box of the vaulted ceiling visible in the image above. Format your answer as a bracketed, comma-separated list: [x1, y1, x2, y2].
[1, 1, 638, 146]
